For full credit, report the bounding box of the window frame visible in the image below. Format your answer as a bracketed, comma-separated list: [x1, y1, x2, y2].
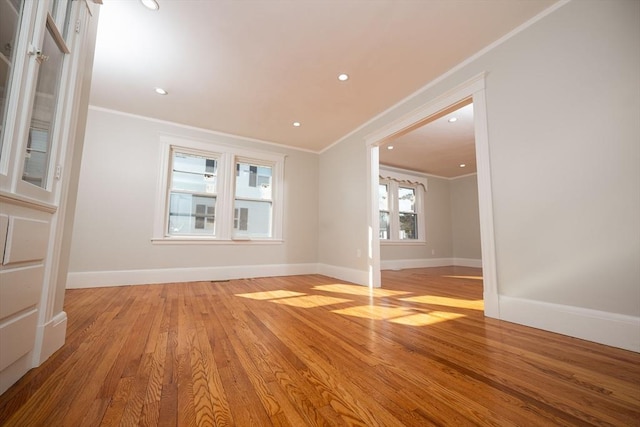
[379, 167, 427, 245]
[153, 136, 285, 244]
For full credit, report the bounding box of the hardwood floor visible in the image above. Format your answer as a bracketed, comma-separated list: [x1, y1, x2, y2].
[1, 267, 639, 426]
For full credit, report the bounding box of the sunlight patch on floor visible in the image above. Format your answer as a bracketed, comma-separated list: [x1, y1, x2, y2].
[271, 295, 351, 308]
[442, 275, 483, 281]
[332, 305, 413, 320]
[236, 290, 306, 300]
[333, 305, 467, 325]
[313, 284, 410, 297]
[389, 311, 466, 326]
[400, 295, 484, 310]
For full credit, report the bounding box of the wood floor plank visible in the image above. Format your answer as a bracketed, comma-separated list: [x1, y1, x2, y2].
[1, 267, 639, 426]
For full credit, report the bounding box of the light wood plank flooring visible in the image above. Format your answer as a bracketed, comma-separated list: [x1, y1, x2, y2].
[1, 267, 639, 426]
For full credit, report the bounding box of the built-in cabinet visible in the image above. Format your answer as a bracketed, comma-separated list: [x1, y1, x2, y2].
[0, 0, 99, 394]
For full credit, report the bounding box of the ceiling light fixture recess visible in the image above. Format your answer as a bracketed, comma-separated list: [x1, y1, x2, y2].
[154, 87, 168, 95]
[140, 0, 160, 11]
[448, 117, 458, 123]
[338, 73, 349, 81]
[293, 122, 301, 127]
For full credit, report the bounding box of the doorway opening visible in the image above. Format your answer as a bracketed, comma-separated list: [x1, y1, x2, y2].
[365, 74, 499, 318]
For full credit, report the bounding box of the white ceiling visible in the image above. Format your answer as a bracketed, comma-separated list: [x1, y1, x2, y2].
[380, 102, 476, 178]
[90, 0, 556, 171]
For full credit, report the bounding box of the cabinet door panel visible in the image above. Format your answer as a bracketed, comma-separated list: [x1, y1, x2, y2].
[0, 265, 44, 320]
[3, 217, 49, 265]
[0, 309, 38, 371]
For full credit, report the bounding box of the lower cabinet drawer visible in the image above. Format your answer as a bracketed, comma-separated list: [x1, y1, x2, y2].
[0, 309, 38, 371]
[0, 266, 44, 320]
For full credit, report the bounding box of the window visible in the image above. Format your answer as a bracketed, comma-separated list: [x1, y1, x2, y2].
[379, 183, 390, 239]
[378, 173, 426, 243]
[154, 137, 285, 243]
[234, 161, 272, 238]
[398, 186, 417, 239]
[168, 151, 218, 236]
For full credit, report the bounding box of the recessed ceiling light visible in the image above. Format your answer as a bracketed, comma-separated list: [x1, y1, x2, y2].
[154, 87, 168, 95]
[338, 73, 349, 81]
[459, 163, 466, 168]
[140, 0, 160, 11]
[387, 145, 394, 150]
[293, 122, 301, 127]
[448, 117, 458, 123]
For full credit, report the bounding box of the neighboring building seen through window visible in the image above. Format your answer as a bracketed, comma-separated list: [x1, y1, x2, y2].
[168, 152, 218, 236]
[234, 162, 272, 238]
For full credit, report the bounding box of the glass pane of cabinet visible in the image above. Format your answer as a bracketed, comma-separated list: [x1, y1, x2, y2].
[22, 24, 65, 188]
[0, 0, 24, 161]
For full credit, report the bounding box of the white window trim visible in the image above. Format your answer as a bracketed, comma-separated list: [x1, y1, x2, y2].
[379, 166, 427, 244]
[152, 135, 285, 244]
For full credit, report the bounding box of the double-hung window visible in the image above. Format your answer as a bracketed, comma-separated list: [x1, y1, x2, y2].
[155, 137, 284, 243]
[379, 168, 427, 243]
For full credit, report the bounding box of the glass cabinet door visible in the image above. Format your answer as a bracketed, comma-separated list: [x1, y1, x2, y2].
[22, 22, 66, 188]
[0, 0, 24, 162]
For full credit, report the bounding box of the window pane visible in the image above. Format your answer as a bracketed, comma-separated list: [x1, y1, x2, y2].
[399, 212, 417, 240]
[379, 211, 390, 240]
[22, 25, 65, 188]
[168, 193, 215, 235]
[233, 199, 272, 238]
[398, 187, 416, 213]
[236, 162, 272, 200]
[378, 184, 388, 211]
[171, 152, 217, 193]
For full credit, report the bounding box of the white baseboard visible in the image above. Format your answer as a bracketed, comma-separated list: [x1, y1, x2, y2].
[66, 263, 319, 289]
[380, 257, 482, 270]
[500, 296, 640, 353]
[452, 258, 483, 268]
[33, 311, 67, 366]
[317, 264, 370, 286]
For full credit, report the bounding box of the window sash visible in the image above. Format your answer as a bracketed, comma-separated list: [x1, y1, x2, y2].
[234, 160, 274, 238]
[168, 192, 216, 236]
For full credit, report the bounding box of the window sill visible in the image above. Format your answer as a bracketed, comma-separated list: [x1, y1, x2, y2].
[151, 237, 283, 245]
[380, 240, 426, 246]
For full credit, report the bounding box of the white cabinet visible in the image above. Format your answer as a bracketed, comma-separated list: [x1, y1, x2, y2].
[0, 0, 99, 394]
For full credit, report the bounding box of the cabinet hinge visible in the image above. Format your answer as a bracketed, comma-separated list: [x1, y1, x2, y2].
[75, 19, 81, 34]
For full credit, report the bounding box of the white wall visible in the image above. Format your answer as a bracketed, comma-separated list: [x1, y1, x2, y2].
[68, 108, 319, 286]
[450, 174, 481, 261]
[317, 132, 370, 279]
[319, 0, 640, 350]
